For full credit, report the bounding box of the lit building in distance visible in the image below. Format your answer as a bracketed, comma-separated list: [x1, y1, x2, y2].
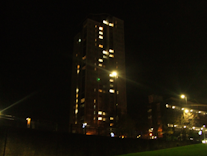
[70, 14, 127, 136]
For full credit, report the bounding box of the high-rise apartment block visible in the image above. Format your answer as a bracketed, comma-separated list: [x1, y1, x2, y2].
[70, 14, 127, 136]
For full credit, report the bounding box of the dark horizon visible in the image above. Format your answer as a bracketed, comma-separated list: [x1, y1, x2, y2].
[2, 1, 207, 129]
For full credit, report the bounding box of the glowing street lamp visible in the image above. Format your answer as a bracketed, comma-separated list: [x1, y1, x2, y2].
[184, 109, 189, 113]
[109, 71, 118, 78]
[180, 94, 187, 104]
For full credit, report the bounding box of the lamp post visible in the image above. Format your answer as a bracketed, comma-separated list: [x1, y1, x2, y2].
[180, 94, 187, 104]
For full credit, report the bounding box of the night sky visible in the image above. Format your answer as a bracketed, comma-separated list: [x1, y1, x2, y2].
[2, 1, 207, 129]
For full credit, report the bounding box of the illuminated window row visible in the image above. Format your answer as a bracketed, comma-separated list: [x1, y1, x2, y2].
[103, 20, 114, 27]
[166, 104, 207, 115]
[167, 123, 207, 131]
[75, 88, 79, 114]
[98, 117, 106, 121]
[98, 111, 106, 115]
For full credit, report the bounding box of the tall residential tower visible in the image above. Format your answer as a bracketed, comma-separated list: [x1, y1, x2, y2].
[70, 14, 127, 136]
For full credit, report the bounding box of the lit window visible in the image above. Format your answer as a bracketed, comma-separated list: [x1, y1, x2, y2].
[103, 118, 106, 121]
[99, 89, 102, 92]
[82, 56, 86, 60]
[103, 20, 109, 25]
[103, 50, 109, 55]
[99, 31, 103, 35]
[109, 54, 114, 58]
[94, 105, 96, 108]
[98, 111, 102, 115]
[95, 25, 97, 28]
[81, 98, 85, 103]
[166, 104, 169, 108]
[98, 117, 102, 120]
[77, 69, 80, 74]
[76, 88, 79, 93]
[172, 106, 175, 109]
[117, 91, 119, 94]
[76, 99, 78, 103]
[99, 44, 103, 48]
[75, 104, 78, 108]
[93, 117, 96, 120]
[109, 23, 114, 27]
[109, 79, 114, 82]
[75, 121, 77, 124]
[109, 49, 114, 53]
[99, 27, 103, 30]
[110, 123, 114, 126]
[99, 35, 103, 39]
[103, 55, 107, 59]
[76, 94, 78, 98]
[94, 111, 96, 115]
[78, 39, 81, 42]
[94, 99, 96, 103]
[109, 89, 115, 93]
[103, 112, 106, 115]
[75, 109, 78, 114]
[98, 59, 103, 62]
[110, 117, 114, 120]
[77, 65, 80, 69]
[110, 84, 113, 87]
[98, 64, 102, 67]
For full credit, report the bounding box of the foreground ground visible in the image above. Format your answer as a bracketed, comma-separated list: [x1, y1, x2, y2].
[118, 143, 207, 156]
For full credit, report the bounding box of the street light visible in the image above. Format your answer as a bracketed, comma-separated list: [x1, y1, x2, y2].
[180, 94, 187, 104]
[109, 71, 118, 78]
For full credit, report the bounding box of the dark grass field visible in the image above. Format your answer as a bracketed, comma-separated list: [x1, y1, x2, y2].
[118, 143, 207, 156]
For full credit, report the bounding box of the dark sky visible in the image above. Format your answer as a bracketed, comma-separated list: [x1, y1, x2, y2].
[2, 1, 207, 128]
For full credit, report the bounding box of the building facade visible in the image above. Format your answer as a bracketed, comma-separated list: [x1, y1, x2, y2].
[70, 15, 127, 136]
